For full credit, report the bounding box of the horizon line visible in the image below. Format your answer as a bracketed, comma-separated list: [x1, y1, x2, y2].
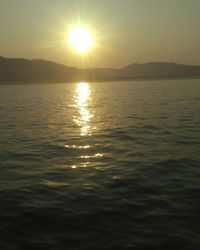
[1, 55, 200, 70]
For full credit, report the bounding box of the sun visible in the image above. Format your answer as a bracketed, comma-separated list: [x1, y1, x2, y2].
[69, 26, 93, 53]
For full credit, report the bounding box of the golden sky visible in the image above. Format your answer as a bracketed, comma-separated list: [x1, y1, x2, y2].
[0, 0, 200, 68]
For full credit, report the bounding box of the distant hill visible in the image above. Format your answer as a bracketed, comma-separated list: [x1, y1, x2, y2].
[0, 56, 200, 83]
[0, 56, 77, 83]
[118, 62, 200, 79]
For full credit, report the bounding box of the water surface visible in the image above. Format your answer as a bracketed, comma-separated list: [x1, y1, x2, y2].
[0, 80, 200, 249]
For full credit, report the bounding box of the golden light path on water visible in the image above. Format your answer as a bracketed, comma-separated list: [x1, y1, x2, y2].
[74, 82, 93, 136]
[64, 82, 103, 169]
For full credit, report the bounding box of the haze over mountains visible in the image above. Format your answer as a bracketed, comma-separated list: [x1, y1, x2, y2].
[1, 56, 200, 84]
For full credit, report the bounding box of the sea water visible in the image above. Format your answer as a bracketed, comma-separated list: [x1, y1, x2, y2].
[0, 80, 200, 249]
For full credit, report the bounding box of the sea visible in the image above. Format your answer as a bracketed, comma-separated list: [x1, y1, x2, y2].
[0, 80, 200, 250]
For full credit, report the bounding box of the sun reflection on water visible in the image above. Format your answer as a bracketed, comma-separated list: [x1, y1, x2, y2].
[74, 82, 93, 136]
[65, 82, 103, 169]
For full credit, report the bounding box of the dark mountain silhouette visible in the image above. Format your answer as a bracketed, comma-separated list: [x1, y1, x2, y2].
[118, 62, 200, 79]
[0, 56, 200, 84]
[0, 56, 77, 83]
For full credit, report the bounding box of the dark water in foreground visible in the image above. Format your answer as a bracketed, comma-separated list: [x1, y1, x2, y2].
[0, 80, 200, 249]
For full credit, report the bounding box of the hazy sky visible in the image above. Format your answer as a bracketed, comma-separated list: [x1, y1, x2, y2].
[0, 0, 199, 68]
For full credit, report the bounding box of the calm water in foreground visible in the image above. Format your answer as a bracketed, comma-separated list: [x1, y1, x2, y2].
[0, 80, 200, 249]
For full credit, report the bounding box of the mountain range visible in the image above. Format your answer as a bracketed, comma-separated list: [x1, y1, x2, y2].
[1, 56, 200, 84]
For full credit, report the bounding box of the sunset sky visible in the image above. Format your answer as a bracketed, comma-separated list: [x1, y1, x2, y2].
[0, 0, 199, 68]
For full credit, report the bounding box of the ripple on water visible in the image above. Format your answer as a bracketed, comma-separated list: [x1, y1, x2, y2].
[0, 80, 200, 249]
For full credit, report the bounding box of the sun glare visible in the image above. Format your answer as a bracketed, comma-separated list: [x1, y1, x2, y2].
[69, 26, 93, 53]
